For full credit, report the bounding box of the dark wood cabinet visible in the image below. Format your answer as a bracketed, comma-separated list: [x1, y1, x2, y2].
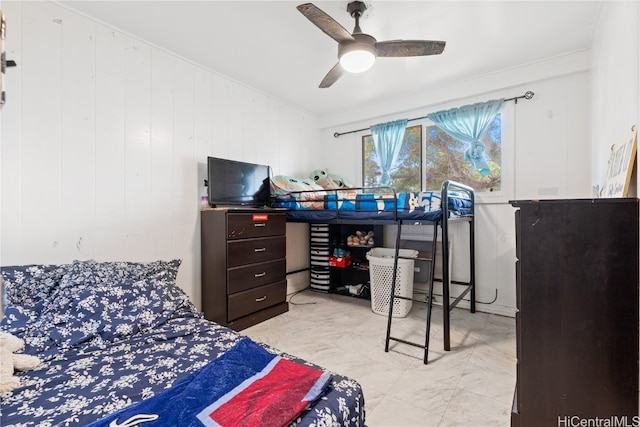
[510, 198, 639, 427]
[201, 209, 288, 331]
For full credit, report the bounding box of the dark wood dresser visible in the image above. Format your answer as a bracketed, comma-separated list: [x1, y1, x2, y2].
[510, 198, 639, 427]
[201, 208, 288, 330]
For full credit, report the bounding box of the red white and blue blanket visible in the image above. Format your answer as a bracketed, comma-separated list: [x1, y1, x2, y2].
[86, 338, 332, 427]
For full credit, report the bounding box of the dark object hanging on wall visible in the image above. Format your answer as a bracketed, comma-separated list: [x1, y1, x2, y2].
[0, 10, 17, 109]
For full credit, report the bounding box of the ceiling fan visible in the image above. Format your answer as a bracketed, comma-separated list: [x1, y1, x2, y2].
[297, 1, 446, 88]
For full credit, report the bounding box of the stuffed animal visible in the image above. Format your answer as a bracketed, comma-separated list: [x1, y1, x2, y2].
[0, 331, 41, 393]
[347, 230, 375, 246]
[271, 175, 314, 194]
[309, 169, 353, 190]
[270, 175, 325, 209]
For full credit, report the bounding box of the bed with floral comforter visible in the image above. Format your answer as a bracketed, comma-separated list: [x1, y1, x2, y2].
[0, 260, 364, 426]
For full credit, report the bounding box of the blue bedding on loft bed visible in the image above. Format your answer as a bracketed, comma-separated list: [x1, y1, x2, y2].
[272, 185, 474, 223]
[0, 260, 365, 427]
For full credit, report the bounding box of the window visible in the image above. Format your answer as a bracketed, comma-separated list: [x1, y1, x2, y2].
[424, 114, 502, 193]
[361, 114, 505, 195]
[362, 125, 422, 192]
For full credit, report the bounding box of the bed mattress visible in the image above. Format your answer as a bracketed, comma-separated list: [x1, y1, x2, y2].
[273, 190, 473, 222]
[0, 260, 364, 426]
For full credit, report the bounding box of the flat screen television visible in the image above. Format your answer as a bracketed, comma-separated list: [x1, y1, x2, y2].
[206, 156, 271, 207]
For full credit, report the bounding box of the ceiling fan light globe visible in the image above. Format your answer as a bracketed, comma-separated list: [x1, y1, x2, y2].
[339, 47, 376, 73]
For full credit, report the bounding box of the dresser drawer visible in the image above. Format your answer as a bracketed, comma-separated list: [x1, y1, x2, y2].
[227, 280, 286, 321]
[227, 236, 286, 267]
[226, 212, 286, 240]
[228, 259, 286, 294]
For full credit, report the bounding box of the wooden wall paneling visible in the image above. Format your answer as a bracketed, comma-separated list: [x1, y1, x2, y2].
[20, 2, 62, 263]
[194, 68, 213, 160]
[192, 67, 213, 309]
[226, 83, 243, 161]
[537, 79, 569, 195]
[0, 1, 22, 264]
[292, 110, 316, 176]
[149, 48, 174, 260]
[514, 74, 590, 200]
[473, 204, 497, 310]
[241, 86, 259, 163]
[564, 73, 591, 195]
[171, 58, 196, 228]
[448, 219, 472, 284]
[590, 2, 640, 189]
[123, 37, 152, 260]
[276, 104, 300, 175]
[253, 95, 270, 169]
[60, 8, 96, 259]
[172, 58, 195, 202]
[94, 25, 126, 261]
[471, 203, 519, 314]
[171, 59, 198, 301]
[209, 73, 231, 159]
[493, 204, 517, 309]
[240, 88, 259, 163]
[265, 98, 282, 173]
[193, 70, 211, 214]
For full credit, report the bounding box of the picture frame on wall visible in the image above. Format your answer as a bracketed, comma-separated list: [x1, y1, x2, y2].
[601, 125, 637, 198]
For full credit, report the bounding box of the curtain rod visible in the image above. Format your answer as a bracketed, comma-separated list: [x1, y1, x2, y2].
[332, 90, 535, 138]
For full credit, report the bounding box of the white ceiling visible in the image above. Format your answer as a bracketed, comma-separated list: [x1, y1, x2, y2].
[57, 0, 602, 117]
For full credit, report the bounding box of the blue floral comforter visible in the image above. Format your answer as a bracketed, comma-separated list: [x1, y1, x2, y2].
[0, 260, 365, 427]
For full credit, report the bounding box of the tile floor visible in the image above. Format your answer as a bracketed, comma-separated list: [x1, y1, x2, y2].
[243, 289, 516, 427]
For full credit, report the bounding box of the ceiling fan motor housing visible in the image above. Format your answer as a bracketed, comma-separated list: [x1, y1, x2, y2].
[338, 33, 377, 57]
[347, 1, 368, 18]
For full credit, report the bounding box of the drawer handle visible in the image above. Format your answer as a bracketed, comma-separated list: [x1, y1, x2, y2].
[254, 247, 266, 252]
[255, 296, 267, 302]
[254, 223, 266, 228]
[254, 272, 266, 278]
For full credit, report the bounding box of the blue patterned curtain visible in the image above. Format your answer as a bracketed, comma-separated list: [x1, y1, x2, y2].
[427, 99, 503, 176]
[370, 119, 408, 186]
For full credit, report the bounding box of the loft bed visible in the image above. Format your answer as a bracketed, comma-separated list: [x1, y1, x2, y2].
[0, 260, 364, 426]
[271, 179, 476, 361]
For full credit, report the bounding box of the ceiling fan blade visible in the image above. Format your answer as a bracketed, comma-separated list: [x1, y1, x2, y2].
[376, 40, 446, 57]
[319, 63, 345, 88]
[297, 3, 355, 44]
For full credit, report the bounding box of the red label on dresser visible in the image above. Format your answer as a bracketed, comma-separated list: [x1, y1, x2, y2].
[252, 214, 268, 221]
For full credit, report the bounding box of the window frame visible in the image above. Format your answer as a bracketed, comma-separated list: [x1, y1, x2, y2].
[359, 102, 515, 204]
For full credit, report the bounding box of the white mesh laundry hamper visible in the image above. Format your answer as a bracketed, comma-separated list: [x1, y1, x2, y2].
[366, 247, 418, 318]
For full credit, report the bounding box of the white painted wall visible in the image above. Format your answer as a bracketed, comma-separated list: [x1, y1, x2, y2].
[590, 1, 640, 190]
[0, 1, 318, 309]
[316, 53, 592, 316]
